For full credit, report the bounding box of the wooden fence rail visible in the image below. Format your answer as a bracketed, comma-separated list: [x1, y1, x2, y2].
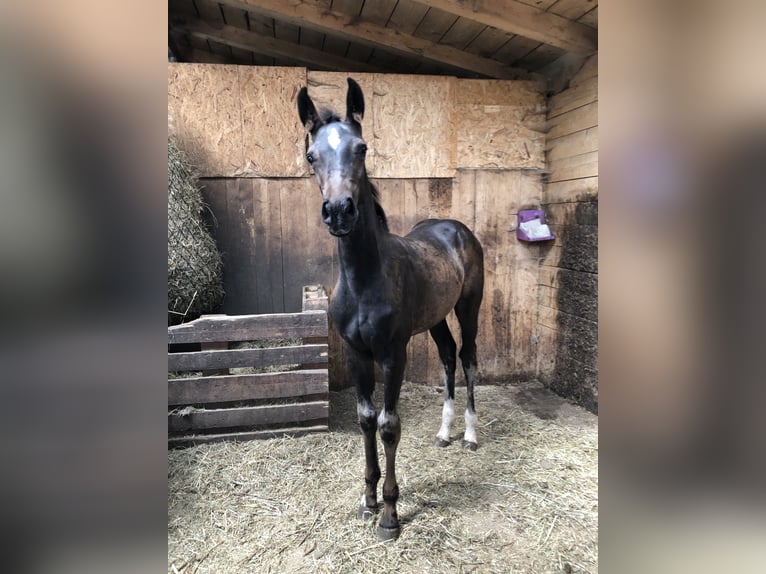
[168, 309, 329, 447]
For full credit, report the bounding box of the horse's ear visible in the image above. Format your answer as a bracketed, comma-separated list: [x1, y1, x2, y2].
[298, 87, 321, 135]
[346, 78, 365, 126]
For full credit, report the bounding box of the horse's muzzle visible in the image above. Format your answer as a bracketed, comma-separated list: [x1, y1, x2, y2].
[322, 197, 358, 236]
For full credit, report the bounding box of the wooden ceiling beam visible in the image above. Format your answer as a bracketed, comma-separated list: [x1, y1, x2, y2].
[215, 0, 534, 79]
[412, 0, 597, 54]
[174, 17, 383, 73]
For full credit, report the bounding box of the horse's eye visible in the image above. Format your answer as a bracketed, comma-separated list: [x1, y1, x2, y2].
[306, 152, 315, 164]
[356, 144, 368, 156]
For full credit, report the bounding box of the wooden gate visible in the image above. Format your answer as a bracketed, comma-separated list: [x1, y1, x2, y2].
[168, 310, 329, 447]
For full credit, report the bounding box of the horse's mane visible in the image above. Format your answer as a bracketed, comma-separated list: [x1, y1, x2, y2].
[368, 182, 389, 232]
[319, 110, 389, 232]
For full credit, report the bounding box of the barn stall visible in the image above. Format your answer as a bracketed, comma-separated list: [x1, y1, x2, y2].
[168, 0, 597, 572]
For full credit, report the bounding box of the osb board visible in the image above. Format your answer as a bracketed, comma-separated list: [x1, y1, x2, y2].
[454, 80, 547, 170]
[239, 67, 308, 177]
[371, 74, 455, 178]
[168, 64, 242, 176]
[168, 64, 307, 177]
[306, 72, 376, 173]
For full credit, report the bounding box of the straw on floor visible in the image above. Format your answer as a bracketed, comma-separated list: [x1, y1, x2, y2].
[168, 381, 597, 574]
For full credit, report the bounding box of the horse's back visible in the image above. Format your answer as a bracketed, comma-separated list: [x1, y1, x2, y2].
[406, 219, 484, 281]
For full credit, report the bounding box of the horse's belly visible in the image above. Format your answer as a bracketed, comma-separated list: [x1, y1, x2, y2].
[411, 276, 462, 335]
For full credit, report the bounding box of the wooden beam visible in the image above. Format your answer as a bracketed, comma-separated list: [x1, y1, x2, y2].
[412, 0, 597, 54]
[215, 0, 533, 79]
[174, 16, 383, 72]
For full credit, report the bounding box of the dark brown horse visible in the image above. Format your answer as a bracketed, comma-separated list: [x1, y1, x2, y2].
[297, 78, 484, 540]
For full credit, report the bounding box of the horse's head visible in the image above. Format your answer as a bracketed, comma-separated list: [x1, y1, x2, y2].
[297, 78, 368, 237]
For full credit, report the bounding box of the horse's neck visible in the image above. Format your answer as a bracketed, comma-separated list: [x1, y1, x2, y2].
[337, 185, 385, 294]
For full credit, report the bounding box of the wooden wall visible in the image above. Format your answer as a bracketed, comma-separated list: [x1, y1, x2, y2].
[537, 54, 598, 412]
[168, 64, 549, 386]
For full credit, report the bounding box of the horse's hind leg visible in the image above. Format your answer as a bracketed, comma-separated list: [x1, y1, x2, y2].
[429, 319, 457, 447]
[455, 295, 481, 451]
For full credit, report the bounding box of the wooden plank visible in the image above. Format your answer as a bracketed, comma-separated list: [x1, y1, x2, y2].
[168, 312, 328, 344]
[514, 43, 566, 72]
[253, 179, 285, 313]
[388, 0, 430, 35]
[451, 170, 477, 232]
[168, 424, 328, 447]
[168, 369, 328, 405]
[413, 6, 459, 44]
[221, 179, 257, 314]
[178, 17, 381, 74]
[279, 178, 333, 312]
[546, 100, 597, 139]
[360, 0, 399, 26]
[168, 63, 243, 177]
[548, 151, 598, 182]
[473, 171, 534, 378]
[217, 0, 531, 79]
[455, 79, 546, 169]
[440, 16, 486, 50]
[464, 26, 513, 59]
[372, 74, 455, 178]
[548, 81, 597, 118]
[548, 0, 597, 21]
[412, 0, 597, 53]
[578, 7, 598, 29]
[569, 53, 598, 87]
[546, 127, 598, 161]
[168, 344, 329, 372]
[544, 176, 598, 203]
[168, 400, 329, 432]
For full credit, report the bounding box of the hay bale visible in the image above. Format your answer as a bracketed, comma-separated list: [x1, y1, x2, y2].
[168, 138, 224, 325]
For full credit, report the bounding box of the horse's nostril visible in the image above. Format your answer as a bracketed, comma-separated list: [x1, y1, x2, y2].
[321, 200, 331, 222]
[343, 197, 357, 217]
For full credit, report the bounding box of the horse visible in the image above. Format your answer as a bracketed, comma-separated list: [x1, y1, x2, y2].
[297, 78, 484, 540]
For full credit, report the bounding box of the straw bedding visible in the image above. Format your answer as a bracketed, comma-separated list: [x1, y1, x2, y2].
[168, 381, 597, 573]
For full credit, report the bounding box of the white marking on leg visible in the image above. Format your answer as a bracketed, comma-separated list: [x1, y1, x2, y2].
[377, 409, 399, 431]
[357, 400, 375, 422]
[464, 409, 478, 445]
[360, 494, 368, 507]
[436, 398, 455, 442]
[328, 126, 341, 150]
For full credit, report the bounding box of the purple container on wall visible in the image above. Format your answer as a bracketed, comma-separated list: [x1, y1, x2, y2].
[516, 209, 555, 242]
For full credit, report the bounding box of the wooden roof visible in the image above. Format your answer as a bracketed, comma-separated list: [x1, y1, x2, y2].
[169, 0, 597, 82]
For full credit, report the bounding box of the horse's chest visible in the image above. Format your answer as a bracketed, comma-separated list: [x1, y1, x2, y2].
[329, 295, 394, 353]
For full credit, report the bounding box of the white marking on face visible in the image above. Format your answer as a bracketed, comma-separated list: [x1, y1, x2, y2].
[437, 398, 455, 442]
[328, 126, 341, 150]
[464, 409, 479, 445]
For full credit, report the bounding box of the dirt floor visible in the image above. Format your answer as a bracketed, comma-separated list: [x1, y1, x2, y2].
[168, 381, 598, 573]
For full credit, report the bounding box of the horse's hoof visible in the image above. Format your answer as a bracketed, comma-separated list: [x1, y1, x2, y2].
[377, 524, 400, 541]
[357, 504, 378, 521]
[433, 437, 451, 448]
[462, 440, 478, 452]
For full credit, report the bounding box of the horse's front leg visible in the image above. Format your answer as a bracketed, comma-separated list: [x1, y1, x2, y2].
[347, 343, 380, 519]
[376, 343, 406, 540]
